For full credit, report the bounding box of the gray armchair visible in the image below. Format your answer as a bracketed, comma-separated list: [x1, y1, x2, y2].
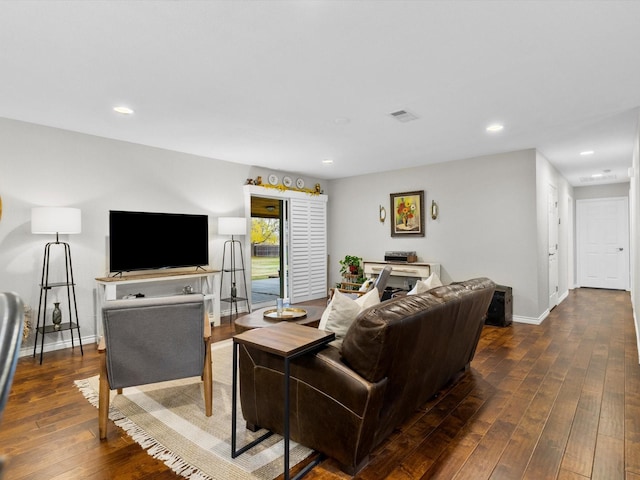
[0, 292, 23, 419]
[1, 292, 24, 479]
[98, 294, 212, 439]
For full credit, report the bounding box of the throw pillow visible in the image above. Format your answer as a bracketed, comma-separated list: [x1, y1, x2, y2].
[407, 272, 443, 295]
[319, 288, 380, 347]
[358, 278, 373, 292]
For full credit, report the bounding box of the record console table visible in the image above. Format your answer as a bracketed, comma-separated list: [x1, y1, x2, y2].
[363, 261, 440, 281]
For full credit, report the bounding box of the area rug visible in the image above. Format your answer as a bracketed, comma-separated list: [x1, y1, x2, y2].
[75, 339, 313, 480]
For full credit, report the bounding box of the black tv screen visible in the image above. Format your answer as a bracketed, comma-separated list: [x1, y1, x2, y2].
[109, 210, 209, 273]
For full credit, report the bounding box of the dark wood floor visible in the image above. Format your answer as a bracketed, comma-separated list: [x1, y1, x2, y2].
[1, 289, 638, 479]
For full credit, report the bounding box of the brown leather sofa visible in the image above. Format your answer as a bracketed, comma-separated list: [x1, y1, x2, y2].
[238, 277, 495, 474]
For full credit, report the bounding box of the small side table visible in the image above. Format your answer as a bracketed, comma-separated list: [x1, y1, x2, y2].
[231, 322, 335, 480]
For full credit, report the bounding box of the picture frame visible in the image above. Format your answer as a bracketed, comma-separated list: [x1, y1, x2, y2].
[390, 190, 425, 237]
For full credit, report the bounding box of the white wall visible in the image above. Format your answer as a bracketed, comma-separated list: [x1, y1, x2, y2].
[1, 116, 597, 351]
[0, 117, 326, 355]
[629, 112, 640, 360]
[328, 149, 552, 321]
[535, 152, 574, 311]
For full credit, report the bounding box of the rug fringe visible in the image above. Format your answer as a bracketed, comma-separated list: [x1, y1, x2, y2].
[74, 379, 213, 480]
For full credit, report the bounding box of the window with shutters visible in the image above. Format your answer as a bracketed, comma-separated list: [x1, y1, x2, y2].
[244, 185, 327, 305]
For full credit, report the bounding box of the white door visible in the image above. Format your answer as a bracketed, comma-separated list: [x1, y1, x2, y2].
[577, 197, 629, 290]
[548, 185, 559, 309]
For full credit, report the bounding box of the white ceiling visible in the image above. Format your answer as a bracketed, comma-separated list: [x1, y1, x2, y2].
[1, 1, 639, 185]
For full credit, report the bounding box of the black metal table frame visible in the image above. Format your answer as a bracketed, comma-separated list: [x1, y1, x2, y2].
[231, 337, 332, 480]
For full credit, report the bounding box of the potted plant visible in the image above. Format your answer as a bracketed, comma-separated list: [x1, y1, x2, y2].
[339, 255, 363, 277]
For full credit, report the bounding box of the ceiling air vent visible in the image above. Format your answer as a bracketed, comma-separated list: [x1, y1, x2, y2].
[389, 109, 419, 123]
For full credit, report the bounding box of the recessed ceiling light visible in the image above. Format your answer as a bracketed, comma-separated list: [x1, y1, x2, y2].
[486, 124, 504, 132]
[322, 159, 334, 165]
[591, 173, 603, 178]
[113, 106, 134, 115]
[580, 150, 594, 156]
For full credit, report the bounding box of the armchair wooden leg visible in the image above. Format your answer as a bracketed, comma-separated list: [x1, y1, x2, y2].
[98, 353, 110, 439]
[203, 336, 213, 416]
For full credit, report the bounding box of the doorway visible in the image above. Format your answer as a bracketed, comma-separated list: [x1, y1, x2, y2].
[250, 196, 286, 308]
[548, 184, 559, 309]
[576, 197, 630, 290]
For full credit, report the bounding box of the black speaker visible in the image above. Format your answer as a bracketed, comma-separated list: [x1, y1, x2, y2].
[486, 285, 512, 327]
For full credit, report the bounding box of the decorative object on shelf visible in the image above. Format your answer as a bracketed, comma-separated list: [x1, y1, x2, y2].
[268, 174, 278, 185]
[339, 255, 363, 276]
[252, 180, 323, 196]
[23, 303, 32, 341]
[379, 205, 386, 223]
[296, 178, 305, 188]
[338, 255, 365, 290]
[431, 200, 438, 220]
[31, 206, 84, 363]
[255, 175, 262, 185]
[52, 302, 62, 330]
[182, 285, 194, 294]
[218, 217, 250, 316]
[282, 176, 293, 187]
[390, 190, 425, 237]
[245, 178, 255, 185]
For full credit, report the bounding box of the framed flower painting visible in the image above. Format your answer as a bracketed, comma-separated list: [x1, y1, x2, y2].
[390, 190, 425, 237]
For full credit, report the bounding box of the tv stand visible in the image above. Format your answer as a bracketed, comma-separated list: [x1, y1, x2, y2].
[95, 269, 221, 338]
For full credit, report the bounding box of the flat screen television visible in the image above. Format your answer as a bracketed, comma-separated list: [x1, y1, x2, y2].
[109, 210, 209, 273]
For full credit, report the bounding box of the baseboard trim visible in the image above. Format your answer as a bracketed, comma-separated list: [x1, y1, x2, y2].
[221, 305, 250, 317]
[513, 309, 549, 325]
[19, 334, 98, 358]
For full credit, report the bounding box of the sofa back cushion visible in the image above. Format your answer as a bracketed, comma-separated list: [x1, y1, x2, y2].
[340, 277, 495, 442]
[341, 277, 495, 384]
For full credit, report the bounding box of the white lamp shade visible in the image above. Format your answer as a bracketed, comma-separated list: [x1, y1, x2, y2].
[31, 207, 82, 234]
[218, 217, 246, 236]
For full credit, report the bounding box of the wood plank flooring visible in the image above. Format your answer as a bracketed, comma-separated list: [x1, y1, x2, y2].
[0, 288, 638, 479]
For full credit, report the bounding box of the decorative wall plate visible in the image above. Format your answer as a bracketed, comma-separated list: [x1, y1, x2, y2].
[296, 178, 305, 189]
[283, 176, 293, 187]
[268, 174, 278, 185]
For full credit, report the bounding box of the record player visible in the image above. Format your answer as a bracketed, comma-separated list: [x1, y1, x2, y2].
[384, 251, 417, 263]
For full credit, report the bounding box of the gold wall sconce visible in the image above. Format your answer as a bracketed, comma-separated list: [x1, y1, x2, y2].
[431, 200, 438, 220]
[379, 205, 386, 223]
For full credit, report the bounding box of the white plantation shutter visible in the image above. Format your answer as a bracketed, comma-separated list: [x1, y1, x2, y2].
[289, 197, 327, 303]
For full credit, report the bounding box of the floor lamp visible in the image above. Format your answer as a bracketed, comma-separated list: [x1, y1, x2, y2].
[219, 217, 250, 316]
[31, 207, 84, 364]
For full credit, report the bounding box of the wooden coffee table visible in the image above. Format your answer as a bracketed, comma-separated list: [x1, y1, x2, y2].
[234, 304, 325, 333]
